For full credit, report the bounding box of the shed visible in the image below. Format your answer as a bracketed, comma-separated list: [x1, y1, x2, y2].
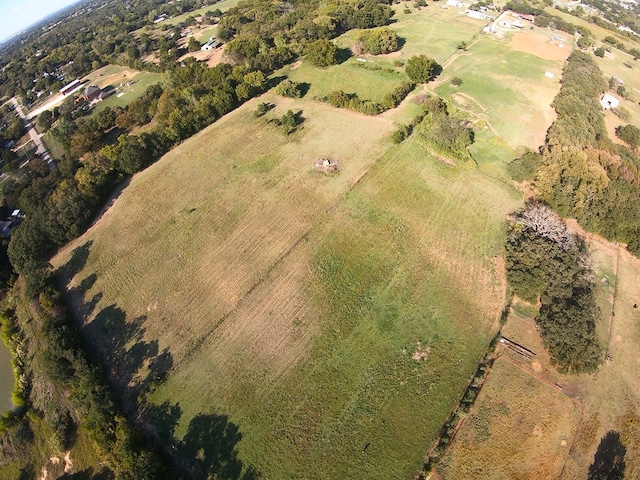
[600, 93, 620, 110]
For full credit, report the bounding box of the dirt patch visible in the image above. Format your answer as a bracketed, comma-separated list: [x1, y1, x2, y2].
[178, 48, 224, 67]
[85, 67, 139, 91]
[412, 342, 431, 362]
[603, 111, 627, 146]
[511, 31, 572, 61]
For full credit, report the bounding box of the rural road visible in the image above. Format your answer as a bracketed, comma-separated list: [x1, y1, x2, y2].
[8, 97, 53, 166]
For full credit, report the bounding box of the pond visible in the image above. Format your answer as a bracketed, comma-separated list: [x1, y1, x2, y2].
[0, 340, 14, 412]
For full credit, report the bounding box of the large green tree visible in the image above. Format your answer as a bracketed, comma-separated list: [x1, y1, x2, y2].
[305, 39, 340, 67]
[405, 54, 439, 83]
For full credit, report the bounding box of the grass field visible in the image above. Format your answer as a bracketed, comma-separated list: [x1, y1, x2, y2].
[389, 4, 486, 63]
[432, 36, 567, 149]
[283, 59, 409, 103]
[80, 65, 164, 115]
[439, 225, 640, 480]
[438, 357, 582, 479]
[45, 3, 600, 477]
[52, 91, 520, 478]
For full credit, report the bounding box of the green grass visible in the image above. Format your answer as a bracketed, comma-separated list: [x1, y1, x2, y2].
[283, 59, 409, 103]
[433, 38, 565, 148]
[388, 4, 485, 63]
[195, 26, 218, 43]
[42, 132, 66, 160]
[53, 94, 520, 478]
[90, 71, 164, 115]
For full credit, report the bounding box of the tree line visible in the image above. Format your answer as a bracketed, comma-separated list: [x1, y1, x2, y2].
[505, 203, 602, 373]
[508, 50, 640, 256]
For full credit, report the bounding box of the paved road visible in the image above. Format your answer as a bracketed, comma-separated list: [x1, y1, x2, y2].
[8, 97, 53, 166]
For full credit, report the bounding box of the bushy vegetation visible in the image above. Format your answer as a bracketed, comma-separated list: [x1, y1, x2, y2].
[305, 39, 341, 67]
[510, 51, 640, 257]
[414, 96, 474, 161]
[505, 203, 601, 374]
[322, 81, 414, 115]
[354, 27, 400, 55]
[0, 286, 174, 478]
[274, 79, 304, 98]
[616, 124, 640, 149]
[405, 55, 440, 83]
[507, 150, 541, 182]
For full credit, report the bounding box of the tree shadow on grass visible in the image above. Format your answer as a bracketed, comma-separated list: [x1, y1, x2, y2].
[85, 304, 174, 416]
[587, 430, 626, 480]
[179, 413, 261, 480]
[336, 47, 352, 65]
[57, 240, 93, 280]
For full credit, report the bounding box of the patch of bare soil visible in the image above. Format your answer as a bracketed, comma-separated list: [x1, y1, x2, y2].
[178, 48, 224, 67]
[511, 31, 572, 61]
[603, 110, 627, 146]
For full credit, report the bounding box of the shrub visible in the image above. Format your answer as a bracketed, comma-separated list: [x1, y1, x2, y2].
[391, 124, 411, 143]
[254, 102, 273, 117]
[275, 79, 303, 98]
[355, 27, 400, 55]
[594, 47, 605, 57]
[305, 39, 339, 67]
[405, 54, 439, 83]
[451, 76, 463, 86]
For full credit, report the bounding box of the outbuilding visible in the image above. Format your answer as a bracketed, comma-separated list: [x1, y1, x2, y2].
[600, 93, 620, 110]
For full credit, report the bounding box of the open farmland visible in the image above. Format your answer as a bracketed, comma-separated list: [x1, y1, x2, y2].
[388, 4, 486, 63]
[433, 35, 569, 149]
[52, 91, 520, 478]
[80, 64, 164, 114]
[437, 357, 583, 479]
[438, 226, 640, 479]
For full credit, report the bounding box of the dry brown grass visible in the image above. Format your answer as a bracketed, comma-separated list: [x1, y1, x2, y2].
[438, 357, 582, 480]
[438, 225, 640, 480]
[54, 94, 394, 379]
[510, 30, 572, 62]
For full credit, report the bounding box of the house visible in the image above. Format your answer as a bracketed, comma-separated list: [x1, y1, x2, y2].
[82, 85, 108, 103]
[601, 93, 620, 110]
[516, 13, 536, 22]
[466, 9, 486, 19]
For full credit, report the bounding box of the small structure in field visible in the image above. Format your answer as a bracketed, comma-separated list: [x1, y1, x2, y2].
[314, 157, 340, 173]
[600, 93, 620, 110]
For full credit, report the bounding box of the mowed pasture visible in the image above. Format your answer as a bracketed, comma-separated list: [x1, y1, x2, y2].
[433, 36, 569, 149]
[388, 4, 486, 63]
[80, 64, 164, 115]
[52, 93, 520, 478]
[284, 59, 409, 103]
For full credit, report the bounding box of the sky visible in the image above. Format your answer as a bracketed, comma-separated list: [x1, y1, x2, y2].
[0, 0, 82, 43]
